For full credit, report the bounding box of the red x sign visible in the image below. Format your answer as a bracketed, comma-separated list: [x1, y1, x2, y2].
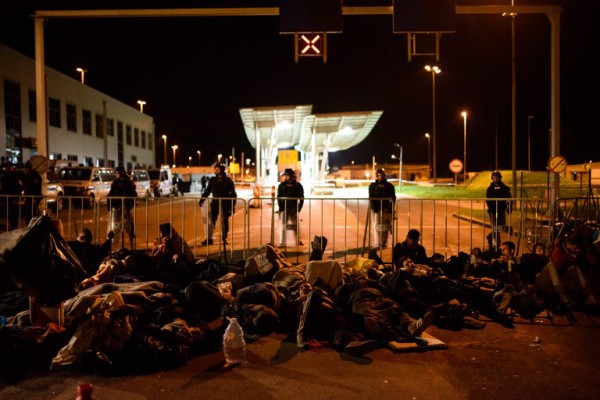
[299, 34, 322, 55]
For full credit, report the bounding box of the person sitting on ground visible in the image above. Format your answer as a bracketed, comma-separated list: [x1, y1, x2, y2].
[67, 228, 114, 277]
[535, 235, 597, 308]
[491, 241, 518, 282]
[518, 242, 550, 284]
[392, 229, 428, 268]
[152, 223, 195, 266]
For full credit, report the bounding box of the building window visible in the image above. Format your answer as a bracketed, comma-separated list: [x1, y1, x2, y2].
[148, 132, 153, 150]
[95, 114, 104, 138]
[67, 154, 78, 162]
[107, 118, 114, 136]
[107, 159, 115, 168]
[117, 121, 123, 140]
[134, 128, 140, 147]
[4, 79, 22, 136]
[141, 130, 146, 149]
[83, 156, 93, 167]
[126, 125, 132, 145]
[28, 90, 36, 122]
[48, 97, 61, 128]
[82, 109, 92, 135]
[66, 103, 77, 132]
[50, 153, 62, 160]
[97, 159, 105, 167]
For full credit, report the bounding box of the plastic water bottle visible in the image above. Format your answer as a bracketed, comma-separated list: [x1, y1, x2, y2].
[223, 317, 246, 365]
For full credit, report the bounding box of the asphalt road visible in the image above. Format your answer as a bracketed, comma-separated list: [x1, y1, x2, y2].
[1, 311, 599, 400]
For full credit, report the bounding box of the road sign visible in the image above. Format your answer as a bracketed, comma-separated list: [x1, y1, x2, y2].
[547, 155, 567, 173]
[449, 158, 463, 174]
[29, 155, 49, 174]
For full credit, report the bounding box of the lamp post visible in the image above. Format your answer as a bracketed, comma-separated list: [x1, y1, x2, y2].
[528, 115, 534, 171]
[197, 150, 201, 166]
[161, 135, 167, 165]
[392, 143, 403, 189]
[171, 145, 178, 167]
[425, 65, 441, 183]
[425, 133, 431, 180]
[218, 154, 222, 164]
[461, 111, 468, 182]
[137, 100, 146, 113]
[75, 67, 87, 84]
[188, 156, 192, 167]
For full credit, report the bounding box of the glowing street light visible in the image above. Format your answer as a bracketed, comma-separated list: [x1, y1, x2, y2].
[171, 145, 178, 167]
[461, 111, 468, 182]
[137, 100, 146, 113]
[75, 67, 87, 84]
[218, 154, 222, 164]
[161, 135, 167, 165]
[425, 65, 441, 183]
[197, 150, 201, 166]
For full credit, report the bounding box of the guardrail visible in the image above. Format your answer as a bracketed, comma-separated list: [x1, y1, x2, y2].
[1, 194, 556, 266]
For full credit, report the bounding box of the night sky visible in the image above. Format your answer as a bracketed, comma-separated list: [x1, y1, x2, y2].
[1, 0, 598, 176]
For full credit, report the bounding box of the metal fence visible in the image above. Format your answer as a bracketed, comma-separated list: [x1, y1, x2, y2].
[1, 193, 558, 266]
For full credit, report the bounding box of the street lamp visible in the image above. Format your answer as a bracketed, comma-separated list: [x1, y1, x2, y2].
[161, 135, 167, 165]
[392, 143, 403, 189]
[188, 156, 192, 166]
[425, 133, 431, 179]
[424, 65, 441, 183]
[137, 100, 146, 113]
[461, 111, 468, 182]
[528, 115, 534, 171]
[218, 154, 222, 164]
[171, 145, 178, 167]
[75, 67, 87, 84]
[197, 150, 201, 166]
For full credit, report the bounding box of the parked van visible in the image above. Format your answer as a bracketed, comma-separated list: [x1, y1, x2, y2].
[148, 165, 175, 197]
[59, 166, 116, 208]
[130, 169, 151, 198]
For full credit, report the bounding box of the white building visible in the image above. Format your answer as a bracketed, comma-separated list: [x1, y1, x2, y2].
[0, 44, 155, 169]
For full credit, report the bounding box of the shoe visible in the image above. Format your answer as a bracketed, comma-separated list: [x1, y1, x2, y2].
[343, 339, 378, 357]
[201, 239, 213, 245]
[408, 311, 433, 337]
[462, 316, 486, 330]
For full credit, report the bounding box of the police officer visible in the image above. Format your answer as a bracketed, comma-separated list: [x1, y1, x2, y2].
[368, 168, 396, 248]
[277, 168, 304, 247]
[199, 162, 237, 245]
[107, 166, 137, 248]
[486, 171, 512, 252]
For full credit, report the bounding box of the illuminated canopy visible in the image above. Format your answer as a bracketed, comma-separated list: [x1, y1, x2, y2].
[239, 105, 312, 149]
[297, 111, 383, 153]
[240, 106, 382, 152]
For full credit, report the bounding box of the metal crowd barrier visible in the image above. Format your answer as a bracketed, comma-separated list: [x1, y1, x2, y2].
[1, 194, 553, 266]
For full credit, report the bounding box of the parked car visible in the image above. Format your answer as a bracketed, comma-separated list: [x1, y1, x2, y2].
[130, 169, 151, 198]
[59, 166, 116, 208]
[148, 165, 176, 197]
[44, 177, 64, 212]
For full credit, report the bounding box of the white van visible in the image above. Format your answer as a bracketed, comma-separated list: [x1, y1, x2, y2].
[148, 165, 175, 197]
[130, 169, 151, 198]
[59, 166, 116, 208]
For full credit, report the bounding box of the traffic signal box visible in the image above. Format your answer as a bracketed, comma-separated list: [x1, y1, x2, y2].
[279, 0, 456, 63]
[279, 0, 342, 64]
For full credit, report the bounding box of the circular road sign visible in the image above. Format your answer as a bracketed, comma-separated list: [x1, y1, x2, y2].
[28, 155, 49, 174]
[547, 155, 567, 173]
[449, 159, 464, 174]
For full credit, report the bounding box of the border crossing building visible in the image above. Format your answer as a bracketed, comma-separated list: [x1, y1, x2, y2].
[1, 44, 155, 169]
